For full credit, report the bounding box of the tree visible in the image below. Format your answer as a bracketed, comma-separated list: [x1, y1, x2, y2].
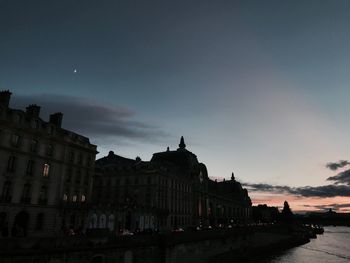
[281, 201, 294, 222]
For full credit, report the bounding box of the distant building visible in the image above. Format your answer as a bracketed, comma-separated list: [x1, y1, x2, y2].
[0, 90, 97, 237]
[90, 137, 251, 233]
[252, 204, 279, 223]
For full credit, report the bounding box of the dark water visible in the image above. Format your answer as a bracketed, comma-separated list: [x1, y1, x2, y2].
[260, 226, 350, 263]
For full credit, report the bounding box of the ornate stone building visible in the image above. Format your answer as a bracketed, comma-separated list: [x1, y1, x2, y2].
[90, 137, 251, 233]
[0, 90, 97, 237]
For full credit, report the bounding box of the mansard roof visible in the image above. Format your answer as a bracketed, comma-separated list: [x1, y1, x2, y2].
[95, 151, 137, 167]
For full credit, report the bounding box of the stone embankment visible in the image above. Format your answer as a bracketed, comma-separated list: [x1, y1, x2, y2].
[0, 225, 311, 263]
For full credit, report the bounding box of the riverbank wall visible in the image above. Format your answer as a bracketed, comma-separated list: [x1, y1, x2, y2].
[0, 225, 310, 263]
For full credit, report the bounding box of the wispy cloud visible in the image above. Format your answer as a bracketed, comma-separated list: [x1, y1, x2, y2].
[326, 160, 350, 171]
[244, 183, 350, 198]
[327, 169, 350, 185]
[12, 94, 168, 143]
[302, 203, 350, 212]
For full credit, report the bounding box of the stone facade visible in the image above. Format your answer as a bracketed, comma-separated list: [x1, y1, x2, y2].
[0, 90, 97, 237]
[90, 137, 251, 233]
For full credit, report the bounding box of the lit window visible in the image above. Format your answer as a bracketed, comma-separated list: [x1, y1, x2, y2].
[72, 195, 77, 202]
[81, 194, 86, 202]
[43, 164, 50, 177]
[63, 193, 68, 201]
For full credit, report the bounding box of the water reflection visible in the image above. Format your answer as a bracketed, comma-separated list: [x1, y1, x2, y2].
[258, 227, 350, 263]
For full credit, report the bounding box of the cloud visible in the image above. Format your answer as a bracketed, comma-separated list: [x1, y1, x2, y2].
[11, 94, 168, 143]
[302, 203, 350, 212]
[243, 182, 350, 198]
[326, 160, 350, 171]
[327, 169, 350, 185]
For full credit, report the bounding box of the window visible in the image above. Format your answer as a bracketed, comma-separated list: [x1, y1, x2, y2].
[65, 168, 72, 182]
[77, 153, 83, 165]
[68, 150, 75, 163]
[31, 120, 40, 129]
[47, 126, 54, 135]
[14, 113, 22, 123]
[21, 183, 31, 203]
[63, 193, 68, 201]
[75, 170, 81, 184]
[43, 164, 50, 177]
[1, 181, 11, 202]
[38, 185, 47, 204]
[7, 156, 16, 173]
[85, 156, 92, 167]
[30, 139, 38, 152]
[46, 144, 54, 156]
[81, 194, 86, 202]
[35, 213, 44, 230]
[26, 160, 35, 175]
[11, 134, 20, 147]
[72, 194, 77, 202]
[84, 172, 89, 185]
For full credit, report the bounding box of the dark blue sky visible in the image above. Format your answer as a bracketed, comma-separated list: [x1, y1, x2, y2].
[2, 0, 350, 210]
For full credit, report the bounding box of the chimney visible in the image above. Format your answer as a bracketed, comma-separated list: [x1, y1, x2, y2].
[49, 112, 63, 128]
[26, 104, 41, 117]
[0, 90, 12, 108]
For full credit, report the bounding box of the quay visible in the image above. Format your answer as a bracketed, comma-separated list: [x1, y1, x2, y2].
[0, 224, 311, 263]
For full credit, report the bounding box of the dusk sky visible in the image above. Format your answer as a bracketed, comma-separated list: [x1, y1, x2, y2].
[1, 0, 350, 212]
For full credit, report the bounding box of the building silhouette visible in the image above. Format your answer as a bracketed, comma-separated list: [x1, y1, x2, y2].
[0, 90, 97, 237]
[0, 90, 252, 237]
[90, 137, 251, 232]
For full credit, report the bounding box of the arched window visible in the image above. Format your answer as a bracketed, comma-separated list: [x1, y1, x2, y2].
[99, 214, 106, 228]
[108, 214, 115, 231]
[89, 213, 98, 229]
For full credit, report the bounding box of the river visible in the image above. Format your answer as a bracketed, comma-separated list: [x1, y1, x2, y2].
[258, 226, 350, 263]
